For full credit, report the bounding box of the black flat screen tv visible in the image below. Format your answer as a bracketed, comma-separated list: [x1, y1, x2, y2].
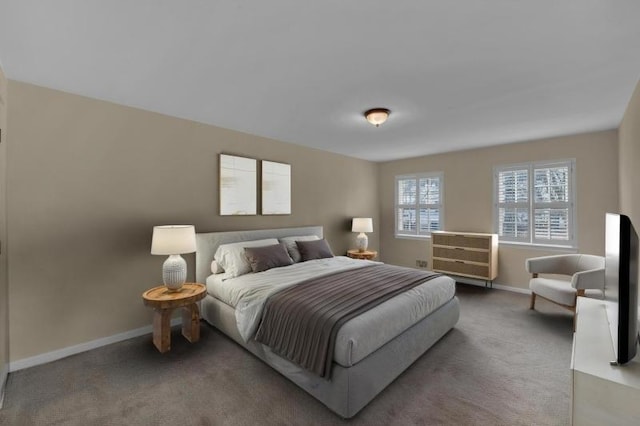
[605, 213, 639, 365]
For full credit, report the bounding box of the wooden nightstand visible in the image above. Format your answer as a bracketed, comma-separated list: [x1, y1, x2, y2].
[346, 249, 378, 260]
[142, 283, 206, 353]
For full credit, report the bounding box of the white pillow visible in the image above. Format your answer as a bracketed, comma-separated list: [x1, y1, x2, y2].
[214, 238, 279, 278]
[279, 235, 320, 262]
[211, 260, 224, 274]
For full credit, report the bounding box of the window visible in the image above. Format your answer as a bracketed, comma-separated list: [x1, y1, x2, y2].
[494, 160, 575, 247]
[395, 172, 443, 238]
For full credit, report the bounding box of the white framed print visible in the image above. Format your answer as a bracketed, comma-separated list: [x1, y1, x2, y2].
[219, 154, 257, 215]
[262, 160, 291, 215]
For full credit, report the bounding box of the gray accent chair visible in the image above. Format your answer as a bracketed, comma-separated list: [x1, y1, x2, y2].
[525, 254, 605, 313]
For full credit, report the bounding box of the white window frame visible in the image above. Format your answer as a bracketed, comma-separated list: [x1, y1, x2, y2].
[395, 172, 444, 239]
[493, 159, 576, 248]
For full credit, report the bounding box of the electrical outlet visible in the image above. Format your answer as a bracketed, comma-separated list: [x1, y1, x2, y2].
[416, 260, 428, 268]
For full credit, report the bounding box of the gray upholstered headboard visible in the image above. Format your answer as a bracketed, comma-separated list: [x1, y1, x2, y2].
[195, 226, 324, 284]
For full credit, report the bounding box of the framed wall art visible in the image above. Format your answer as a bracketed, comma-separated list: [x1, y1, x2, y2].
[219, 154, 257, 215]
[261, 160, 291, 215]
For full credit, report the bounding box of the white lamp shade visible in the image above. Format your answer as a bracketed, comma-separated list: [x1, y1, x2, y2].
[352, 218, 373, 233]
[151, 225, 197, 255]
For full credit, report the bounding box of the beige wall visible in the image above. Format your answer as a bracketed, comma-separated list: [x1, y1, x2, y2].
[5, 75, 631, 362]
[619, 79, 640, 229]
[379, 130, 619, 290]
[0, 66, 8, 398]
[7, 81, 379, 361]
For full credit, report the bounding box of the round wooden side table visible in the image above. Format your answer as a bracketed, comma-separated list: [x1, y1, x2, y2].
[142, 283, 206, 353]
[346, 249, 378, 260]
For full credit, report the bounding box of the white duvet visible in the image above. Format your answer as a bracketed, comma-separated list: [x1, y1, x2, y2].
[206, 256, 376, 341]
[206, 256, 456, 355]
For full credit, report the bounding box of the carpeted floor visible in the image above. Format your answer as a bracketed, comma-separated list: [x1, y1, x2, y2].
[0, 284, 574, 426]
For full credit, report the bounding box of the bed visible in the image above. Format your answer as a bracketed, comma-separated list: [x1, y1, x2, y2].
[195, 226, 460, 418]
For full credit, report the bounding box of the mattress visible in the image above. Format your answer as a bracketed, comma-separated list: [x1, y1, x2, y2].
[205, 256, 456, 367]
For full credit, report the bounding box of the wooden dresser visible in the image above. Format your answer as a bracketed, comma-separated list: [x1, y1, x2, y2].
[431, 231, 498, 286]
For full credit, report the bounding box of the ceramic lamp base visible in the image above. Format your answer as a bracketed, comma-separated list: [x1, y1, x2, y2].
[355, 232, 369, 252]
[162, 254, 187, 291]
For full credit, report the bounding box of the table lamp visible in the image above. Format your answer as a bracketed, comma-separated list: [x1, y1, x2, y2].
[151, 225, 197, 291]
[352, 218, 373, 252]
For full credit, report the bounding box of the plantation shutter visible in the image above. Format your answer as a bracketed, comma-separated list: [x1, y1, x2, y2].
[494, 160, 575, 247]
[532, 163, 573, 245]
[395, 173, 443, 237]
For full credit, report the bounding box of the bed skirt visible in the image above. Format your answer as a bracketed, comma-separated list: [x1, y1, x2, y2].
[200, 294, 460, 418]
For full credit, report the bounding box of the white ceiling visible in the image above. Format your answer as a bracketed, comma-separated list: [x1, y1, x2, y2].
[1, 1, 640, 162]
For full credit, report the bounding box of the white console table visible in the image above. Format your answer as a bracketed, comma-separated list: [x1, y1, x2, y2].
[571, 297, 640, 425]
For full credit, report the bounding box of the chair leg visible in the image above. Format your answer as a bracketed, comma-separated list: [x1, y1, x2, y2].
[530, 292, 536, 310]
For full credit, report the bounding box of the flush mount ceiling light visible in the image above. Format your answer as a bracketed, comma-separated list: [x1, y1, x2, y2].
[364, 108, 390, 127]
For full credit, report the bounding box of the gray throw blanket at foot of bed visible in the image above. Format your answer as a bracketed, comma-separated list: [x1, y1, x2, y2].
[254, 264, 442, 378]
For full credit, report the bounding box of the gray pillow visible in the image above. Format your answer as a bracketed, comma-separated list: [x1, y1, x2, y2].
[244, 243, 294, 273]
[296, 239, 334, 261]
[279, 235, 320, 262]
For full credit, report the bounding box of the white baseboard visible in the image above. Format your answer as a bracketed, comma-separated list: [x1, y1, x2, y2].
[9, 318, 182, 372]
[490, 283, 531, 295]
[455, 277, 531, 295]
[6, 280, 530, 373]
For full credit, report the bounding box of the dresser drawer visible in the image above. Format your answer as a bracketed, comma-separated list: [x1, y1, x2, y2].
[431, 233, 489, 250]
[432, 247, 489, 263]
[433, 259, 490, 279]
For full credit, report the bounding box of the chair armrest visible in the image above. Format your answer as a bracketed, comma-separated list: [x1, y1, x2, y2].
[525, 255, 577, 275]
[571, 268, 605, 290]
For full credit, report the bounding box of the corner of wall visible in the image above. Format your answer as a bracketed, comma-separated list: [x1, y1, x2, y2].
[618, 77, 640, 220]
[0, 63, 9, 409]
